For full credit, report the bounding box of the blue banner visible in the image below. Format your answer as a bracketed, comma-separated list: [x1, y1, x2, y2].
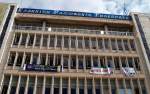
[23, 64, 63, 72]
[17, 8, 132, 20]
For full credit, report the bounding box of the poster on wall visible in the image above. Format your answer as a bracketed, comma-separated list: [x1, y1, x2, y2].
[122, 68, 136, 76]
[90, 67, 114, 74]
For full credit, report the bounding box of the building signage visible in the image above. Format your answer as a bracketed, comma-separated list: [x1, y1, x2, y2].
[122, 68, 136, 76]
[23, 64, 63, 72]
[17, 8, 132, 20]
[90, 67, 114, 74]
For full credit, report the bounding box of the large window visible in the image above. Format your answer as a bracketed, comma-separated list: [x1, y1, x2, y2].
[125, 80, 132, 94]
[70, 79, 76, 94]
[133, 80, 139, 94]
[79, 79, 84, 94]
[64, 37, 69, 48]
[47, 55, 53, 66]
[84, 38, 89, 49]
[78, 57, 83, 69]
[107, 58, 113, 67]
[87, 79, 92, 94]
[85, 57, 91, 69]
[43, 36, 48, 47]
[117, 40, 123, 50]
[118, 80, 124, 94]
[128, 58, 133, 68]
[36, 77, 43, 94]
[62, 78, 68, 94]
[100, 57, 105, 67]
[63, 56, 68, 69]
[111, 39, 116, 50]
[19, 76, 27, 94]
[16, 53, 23, 66]
[93, 57, 98, 67]
[54, 78, 60, 94]
[130, 40, 136, 51]
[50, 36, 55, 47]
[98, 39, 103, 49]
[55, 56, 61, 66]
[114, 58, 120, 70]
[45, 78, 51, 94]
[1, 76, 10, 94]
[28, 77, 35, 94]
[57, 37, 62, 47]
[110, 80, 116, 94]
[121, 58, 127, 67]
[21, 35, 27, 46]
[32, 54, 38, 65]
[78, 38, 82, 48]
[124, 40, 129, 51]
[104, 39, 110, 50]
[35, 35, 41, 46]
[95, 79, 101, 94]
[103, 79, 109, 94]
[25, 54, 31, 64]
[10, 76, 18, 94]
[8, 53, 16, 66]
[13, 34, 20, 45]
[70, 56, 76, 69]
[134, 58, 140, 71]
[140, 80, 147, 94]
[71, 38, 76, 48]
[40, 55, 46, 65]
[91, 38, 96, 49]
[28, 35, 34, 46]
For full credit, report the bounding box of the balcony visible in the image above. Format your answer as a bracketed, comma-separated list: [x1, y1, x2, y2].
[12, 25, 134, 36]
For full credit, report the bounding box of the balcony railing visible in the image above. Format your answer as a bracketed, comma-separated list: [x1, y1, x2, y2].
[13, 26, 134, 36]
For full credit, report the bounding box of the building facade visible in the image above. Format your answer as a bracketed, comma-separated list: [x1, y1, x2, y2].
[0, 3, 150, 94]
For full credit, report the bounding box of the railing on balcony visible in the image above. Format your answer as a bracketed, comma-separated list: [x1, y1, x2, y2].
[12, 26, 134, 36]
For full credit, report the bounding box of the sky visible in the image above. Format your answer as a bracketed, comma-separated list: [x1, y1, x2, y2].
[0, 0, 150, 15]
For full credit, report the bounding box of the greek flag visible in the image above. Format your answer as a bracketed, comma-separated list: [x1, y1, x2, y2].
[123, 4, 127, 15]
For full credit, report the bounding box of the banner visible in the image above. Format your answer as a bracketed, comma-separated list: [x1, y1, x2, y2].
[90, 67, 114, 74]
[23, 64, 63, 72]
[122, 68, 136, 76]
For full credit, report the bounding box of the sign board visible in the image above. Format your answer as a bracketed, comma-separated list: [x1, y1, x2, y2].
[17, 8, 132, 20]
[122, 68, 136, 76]
[23, 64, 63, 72]
[90, 67, 114, 74]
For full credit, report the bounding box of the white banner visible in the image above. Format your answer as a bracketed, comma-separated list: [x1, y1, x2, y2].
[122, 68, 136, 76]
[90, 67, 114, 74]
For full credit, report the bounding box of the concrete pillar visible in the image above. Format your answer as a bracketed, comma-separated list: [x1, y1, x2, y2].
[104, 25, 108, 34]
[42, 21, 46, 31]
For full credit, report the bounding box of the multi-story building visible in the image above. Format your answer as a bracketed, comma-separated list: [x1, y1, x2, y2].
[0, 2, 150, 94]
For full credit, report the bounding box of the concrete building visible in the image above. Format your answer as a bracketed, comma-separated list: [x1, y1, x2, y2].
[0, 2, 150, 94]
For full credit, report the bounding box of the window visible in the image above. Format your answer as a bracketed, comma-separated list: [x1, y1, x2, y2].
[98, 39, 103, 49]
[93, 57, 98, 67]
[35, 35, 41, 46]
[55, 56, 61, 66]
[32, 55, 38, 65]
[133, 80, 139, 94]
[1, 76, 10, 94]
[128, 58, 133, 68]
[70, 79, 76, 94]
[28, 35, 34, 46]
[45, 78, 51, 94]
[124, 40, 129, 51]
[140, 80, 147, 94]
[40, 55, 46, 65]
[107, 58, 113, 67]
[43, 36, 48, 47]
[8, 53, 16, 66]
[36, 77, 43, 94]
[110, 80, 116, 94]
[62, 78, 68, 94]
[78, 57, 83, 69]
[10, 76, 19, 94]
[50, 36, 55, 47]
[87, 79, 92, 94]
[79, 79, 84, 94]
[71, 38, 76, 48]
[104, 39, 110, 50]
[84, 38, 89, 49]
[21, 35, 27, 46]
[111, 39, 116, 50]
[57, 37, 62, 47]
[78, 38, 82, 48]
[103, 79, 109, 94]
[13, 34, 20, 45]
[117, 40, 123, 50]
[121, 58, 127, 67]
[70, 56, 76, 69]
[130, 40, 136, 51]
[47, 55, 53, 66]
[85, 57, 91, 69]
[19, 76, 27, 94]
[28, 77, 35, 94]
[54, 78, 60, 94]
[25, 54, 31, 64]
[63, 56, 68, 69]
[91, 38, 96, 49]
[64, 37, 69, 48]
[16, 53, 23, 66]
[125, 80, 132, 94]
[95, 79, 101, 94]
[114, 58, 120, 70]
[118, 80, 124, 94]
[100, 57, 105, 67]
[134, 58, 140, 71]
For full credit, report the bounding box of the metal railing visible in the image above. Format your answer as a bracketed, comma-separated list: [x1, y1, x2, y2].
[13, 26, 134, 36]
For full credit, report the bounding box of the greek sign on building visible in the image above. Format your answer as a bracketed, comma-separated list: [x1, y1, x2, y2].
[122, 68, 136, 76]
[90, 67, 114, 74]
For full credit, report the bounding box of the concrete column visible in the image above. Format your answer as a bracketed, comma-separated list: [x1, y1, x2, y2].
[21, 52, 26, 67]
[53, 54, 55, 66]
[108, 78, 111, 94]
[25, 33, 29, 48]
[123, 78, 127, 94]
[51, 76, 54, 94]
[128, 39, 132, 53]
[30, 53, 33, 64]
[68, 54, 70, 72]
[60, 77, 62, 94]
[0, 74, 4, 93]
[104, 25, 108, 34]
[83, 55, 86, 72]
[69, 36, 71, 51]
[98, 56, 100, 67]
[33, 75, 37, 94]
[47, 34, 50, 49]
[18, 33, 22, 48]
[115, 78, 119, 94]
[68, 77, 70, 94]
[119, 56, 123, 73]
[5, 51, 10, 69]
[10, 33, 15, 47]
[84, 77, 87, 94]
[92, 77, 95, 94]
[100, 78, 103, 94]
[83, 36, 85, 51]
[91, 55, 93, 67]
[13, 52, 18, 69]
[54, 35, 57, 50]
[40, 34, 43, 49]
[42, 76, 46, 94]
[37, 53, 40, 65]
[61, 54, 63, 66]
[76, 36, 77, 51]
[96, 37, 99, 51]
[115, 38, 119, 53]
[33, 34, 36, 49]
[76, 55, 78, 73]
[137, 78, 142, 94]
[130, 78, 135, 94]
[15, 75, 21, 94]
[89, 37, 92, 51]
[62, 36, 64, 50]
[45, 53, 48, 65]
[112, 56, 116, 74]
[7, 74, 13, 94]
[24, 75, 29, 94]
[76, 77, 79, 94]
[42, 21, 46, 31]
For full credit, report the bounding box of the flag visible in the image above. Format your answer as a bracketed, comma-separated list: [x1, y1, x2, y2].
[123, 4, 127, 15]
